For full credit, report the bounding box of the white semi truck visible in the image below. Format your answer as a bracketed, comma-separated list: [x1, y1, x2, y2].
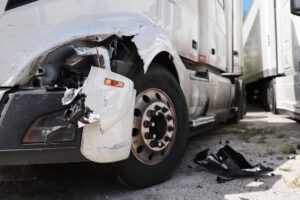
[244, 0, 300, 120]
[0, 0, 244, 188]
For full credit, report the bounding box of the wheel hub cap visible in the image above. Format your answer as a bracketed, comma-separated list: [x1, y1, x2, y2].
[132, 89, 176, 165]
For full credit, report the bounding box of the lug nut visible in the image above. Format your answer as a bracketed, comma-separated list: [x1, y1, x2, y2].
[167, 115, 173, 121]
[168, 126, 175, 132]
[162, 107, 169, 113]
[164, 136, 172, 142]
[143, 121, 151, 128]
[155, 105, 162, 111]
[152, 134, 157, 139]
[150, 140, 158, 148]
[147, 110, 156, 117]
[144, 132, 152, 140]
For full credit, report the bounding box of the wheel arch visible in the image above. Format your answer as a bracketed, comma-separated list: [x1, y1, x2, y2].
[147, 51, 180, 83]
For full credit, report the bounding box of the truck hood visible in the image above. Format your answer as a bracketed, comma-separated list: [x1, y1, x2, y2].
[0, 12, 184, 87]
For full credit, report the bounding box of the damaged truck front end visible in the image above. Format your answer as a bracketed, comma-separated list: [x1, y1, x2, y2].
[0, 36, 136, 165]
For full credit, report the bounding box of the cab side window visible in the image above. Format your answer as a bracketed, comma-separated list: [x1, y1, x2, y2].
[5, 0, 37, 11]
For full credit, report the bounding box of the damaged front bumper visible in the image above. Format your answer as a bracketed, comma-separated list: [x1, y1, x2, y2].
[0, 67, 136, 165]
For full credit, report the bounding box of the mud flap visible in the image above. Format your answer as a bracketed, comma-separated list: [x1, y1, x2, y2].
[78, 67, 136, 163]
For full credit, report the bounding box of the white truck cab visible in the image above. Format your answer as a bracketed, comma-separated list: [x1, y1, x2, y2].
[0, 0, 244, 188]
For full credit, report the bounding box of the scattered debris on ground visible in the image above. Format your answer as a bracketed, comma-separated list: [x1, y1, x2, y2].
[194, 145, 273, 179]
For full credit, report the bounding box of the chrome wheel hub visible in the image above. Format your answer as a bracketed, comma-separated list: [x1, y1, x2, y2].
[132, 89, 176, 165]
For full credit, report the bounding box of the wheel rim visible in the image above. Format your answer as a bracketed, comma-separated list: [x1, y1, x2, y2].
[132, 88, 176, 165]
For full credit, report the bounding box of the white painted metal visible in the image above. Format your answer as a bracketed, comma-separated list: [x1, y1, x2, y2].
[198, 0, 226, 71]
[0, 0, 185, 87]
[243, 0, 277, 84]
[244, 0, 300, 117]
[80, 67, 136, 163]
[275, 0, 300, 114]
[0, 0, 7, 16]
[158, 0, 199, 62]
[224, 0, 243, 74]
[233, 0, 244, 74]
[0, 0, 243, 163]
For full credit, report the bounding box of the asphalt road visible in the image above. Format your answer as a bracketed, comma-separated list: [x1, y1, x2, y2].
[1, 105, 300, 200]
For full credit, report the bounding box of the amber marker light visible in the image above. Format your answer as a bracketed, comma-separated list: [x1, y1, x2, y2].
[199, 55, 207, 63]
[104, 78, 125, 88]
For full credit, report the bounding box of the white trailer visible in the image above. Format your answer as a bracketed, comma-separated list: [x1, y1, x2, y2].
[0, 0, 244, 188]
[244, 0, 300, 120]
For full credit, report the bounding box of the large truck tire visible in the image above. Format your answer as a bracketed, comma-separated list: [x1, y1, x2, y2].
[99, 64, 189, 188]
[230, 79, 246, 123]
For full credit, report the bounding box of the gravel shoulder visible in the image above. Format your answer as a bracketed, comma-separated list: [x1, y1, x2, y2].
[0, 105, 300, 200]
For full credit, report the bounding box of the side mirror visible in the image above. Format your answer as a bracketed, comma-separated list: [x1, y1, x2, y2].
[291, 0, 300, 16]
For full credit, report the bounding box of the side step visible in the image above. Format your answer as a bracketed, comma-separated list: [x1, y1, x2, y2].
[189, 116, 215, 127]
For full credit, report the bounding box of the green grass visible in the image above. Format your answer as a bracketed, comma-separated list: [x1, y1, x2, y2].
[227, 124, 278, 136]
[281, 145, 296, 155]
[291, 175, 300, 188]
[227, 125, 279, 143]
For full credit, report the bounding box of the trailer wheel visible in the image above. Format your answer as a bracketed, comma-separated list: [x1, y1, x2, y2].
[102, 64, 188, 188]
[267, 80, 278, 114]
[230, 79, 246, 123]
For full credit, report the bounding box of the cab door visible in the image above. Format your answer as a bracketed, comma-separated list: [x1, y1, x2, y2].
[158, 0, 200, 62]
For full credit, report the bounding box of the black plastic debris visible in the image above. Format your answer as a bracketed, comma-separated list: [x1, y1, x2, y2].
[287, 155, 296, 160]
[194, 145, 273, 177]
[270, 173, 276, 177]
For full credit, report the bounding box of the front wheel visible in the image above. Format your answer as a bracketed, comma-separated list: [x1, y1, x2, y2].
[103, 65, 188, 188]
[230, 79, 246, 123]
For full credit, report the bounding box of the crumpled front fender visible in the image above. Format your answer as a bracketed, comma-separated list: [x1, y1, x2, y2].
[80, 67, 136, 163]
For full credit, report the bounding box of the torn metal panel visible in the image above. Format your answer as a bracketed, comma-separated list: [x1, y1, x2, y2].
[78, 67, 136, 163]
[72, 46, 111, 70]
[0, 90, 8, 102]
[0, 12, 189, 97]
[194, 145, 273, 177]
[62, 88, 82, 106]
